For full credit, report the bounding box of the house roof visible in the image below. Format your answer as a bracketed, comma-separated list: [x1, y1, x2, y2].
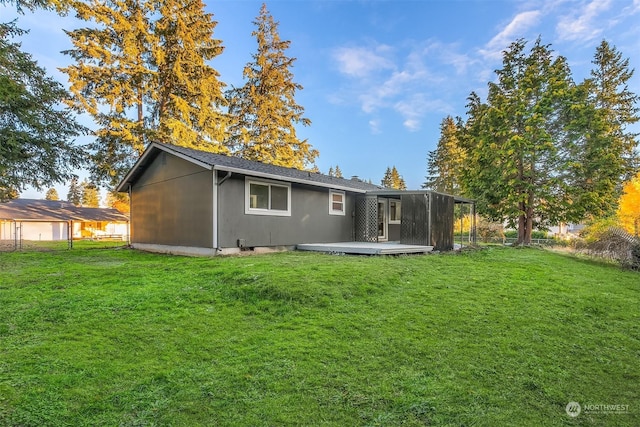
[0, 199, 130, 222]
[117, 142, 384, 193]
[368, 189, 475, 204]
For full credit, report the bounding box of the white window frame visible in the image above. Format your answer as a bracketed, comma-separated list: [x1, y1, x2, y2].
[389, 199, 401, 224]
[329, 190, 346, 216]
[245, 177, 291, 217]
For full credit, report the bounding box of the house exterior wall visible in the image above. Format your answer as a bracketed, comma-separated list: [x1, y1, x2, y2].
[130, 152, 213, 248]
[400, 194, 429, 245]
[13, 222, 69, 240]
[217, 175, 355, 248]
[0, 221, 13, 240]
[430, 193, 454, 250]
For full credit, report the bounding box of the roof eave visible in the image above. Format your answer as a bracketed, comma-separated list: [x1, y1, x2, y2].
[212, 164, 374, 193]
[116, 142, 213, 192]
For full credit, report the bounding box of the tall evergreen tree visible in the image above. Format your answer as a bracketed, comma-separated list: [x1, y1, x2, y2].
[63, 0, 156, 186]
[152, 0, 229, 151]
[381, 167, 392, 188]
[327, 166, 334, 177]
[460, 38, 578, 244]
[45, 188, 59, 200]
[0, 22, 85, 202]
[334, 165, 343, 178]
[67, 176, 82, 206]
[560, 41, 639, 221]
[424, 116, 465, 194]
[381, 166, 407, 190]
[226, 3, 317, 170]
[62, 0, 228, 187]
[590, 40, 639, 177]
[80, 179, 100, 207]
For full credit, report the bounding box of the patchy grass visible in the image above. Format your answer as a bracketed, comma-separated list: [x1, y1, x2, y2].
[0, 247, 638, 426]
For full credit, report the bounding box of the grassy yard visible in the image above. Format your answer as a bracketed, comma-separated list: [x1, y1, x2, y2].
[0, 247, 638, 426]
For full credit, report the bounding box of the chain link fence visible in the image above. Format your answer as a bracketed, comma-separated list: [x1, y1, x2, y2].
[1, 221, 129, 252]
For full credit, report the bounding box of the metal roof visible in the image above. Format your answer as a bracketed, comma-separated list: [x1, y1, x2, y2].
[0, 199, 130, 222]
[117, 142, 384, 193]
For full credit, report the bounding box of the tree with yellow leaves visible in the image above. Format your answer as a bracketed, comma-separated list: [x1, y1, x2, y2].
[226, 3, 317, 170]
[152, 0, 229, 150]
[62, 0, 228, 187]
[618, 172, 640, 236]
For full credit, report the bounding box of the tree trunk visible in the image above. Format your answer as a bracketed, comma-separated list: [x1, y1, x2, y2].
[517, 201, 526, 245]
[525, 206, 533, 245]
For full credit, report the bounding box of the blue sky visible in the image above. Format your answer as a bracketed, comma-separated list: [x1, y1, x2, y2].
[3, 0, 640, 200]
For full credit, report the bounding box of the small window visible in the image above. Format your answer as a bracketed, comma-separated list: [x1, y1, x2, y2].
[329, 190, 345, 215]
[245, 178, 291, 216]
[389, 200, 401, 224]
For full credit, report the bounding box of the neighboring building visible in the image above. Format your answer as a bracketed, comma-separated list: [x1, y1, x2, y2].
[0, 199, 129, 242]
[117, 142, 472, 256]
[549, 223, 586, 237]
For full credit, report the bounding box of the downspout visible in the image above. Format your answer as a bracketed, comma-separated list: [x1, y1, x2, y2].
[212, 170, 217, 252]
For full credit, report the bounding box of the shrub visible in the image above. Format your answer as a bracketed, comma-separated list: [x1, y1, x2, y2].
[585, 226, 640, 271]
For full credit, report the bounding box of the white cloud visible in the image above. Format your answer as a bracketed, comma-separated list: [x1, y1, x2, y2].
[330, 40, 462, 132]
[479, 10, 542, 60]
[420, 41, 476, 75]
[394, 96, 451, 132]
[332, 45, 395, 77]
[369, 119, 381, 134]
[556, 0, 613, 41]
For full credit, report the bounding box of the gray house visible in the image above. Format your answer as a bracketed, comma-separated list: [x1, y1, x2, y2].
[117, 143, 469, 256]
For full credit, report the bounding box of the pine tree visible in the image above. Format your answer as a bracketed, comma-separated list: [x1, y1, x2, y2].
[67, 176, 82, 206]
[382, 166, 407, 190]
[45, 188, 59, 200]
[460, 38, 578, 245]
[152, 0, 229, 151]
[62, 0, 228, 187]
[381, 167, 393, 188]
[1, 0, 67, 12]
[63, 0, 156, 186]
[0, 22, 85, 201]
[391, 166, 407, 190]
[226, 3, 317, 170]
[590, 40, 639, 178]
[327, 167, 334, 177]
[424, 116, 465, 194]
[561, 41, 640, 221]
[334, 165, 343, 178]
[80, 179, 100, 207]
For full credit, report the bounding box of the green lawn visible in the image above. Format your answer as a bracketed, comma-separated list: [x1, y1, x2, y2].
[0, 247, 638, 426]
